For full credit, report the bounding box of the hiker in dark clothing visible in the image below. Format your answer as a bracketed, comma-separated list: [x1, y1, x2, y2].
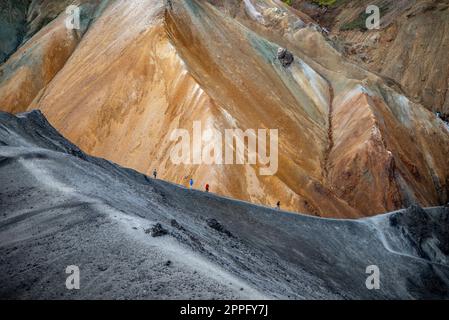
[276, 201, 281, 210]
[153, 169, 157, 179]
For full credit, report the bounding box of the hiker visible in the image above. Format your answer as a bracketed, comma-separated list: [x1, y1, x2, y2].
[276, 201, 281, 210]
[189, 178, 194, 189]
[205, 184, 210, 192]
[153, 169, 157, 179]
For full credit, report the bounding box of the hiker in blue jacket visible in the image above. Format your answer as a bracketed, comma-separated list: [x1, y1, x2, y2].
[189, 178, 194, 189]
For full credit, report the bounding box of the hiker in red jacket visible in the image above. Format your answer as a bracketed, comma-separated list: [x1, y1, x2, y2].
[205, 184, 210, 192]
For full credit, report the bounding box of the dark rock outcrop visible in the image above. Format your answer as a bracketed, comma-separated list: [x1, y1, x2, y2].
[277, 47, 294, 67]
[147, 223, 168, 237]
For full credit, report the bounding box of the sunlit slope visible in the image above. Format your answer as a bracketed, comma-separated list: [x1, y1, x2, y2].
[1, 0, 448, 217]
[0, 13, 80, 114]
[165, 0, 363, 217]
[31, 0, 360, 217]
[0, 0, 106, 113]
[165, 0, 449, 215]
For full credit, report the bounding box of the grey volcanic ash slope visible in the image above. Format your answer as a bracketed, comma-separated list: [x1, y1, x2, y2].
[1, 110, 449, 299]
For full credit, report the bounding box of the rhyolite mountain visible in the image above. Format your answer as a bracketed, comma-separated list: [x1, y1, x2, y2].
[1, 0, 448, 217]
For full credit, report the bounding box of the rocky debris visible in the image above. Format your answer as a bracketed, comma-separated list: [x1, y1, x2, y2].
[146, 223, 168, 237]
[171, 219, 185, 231]
[277, 47, 294, 67]
[97, 265, 108, 272]
[206, 218, 233, 237]
[167, 218, 206, 253]
[440, 113, 449, 123]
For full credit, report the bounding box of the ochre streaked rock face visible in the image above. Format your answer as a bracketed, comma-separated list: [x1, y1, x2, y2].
[0, 0, 105, 113]
[0, 0, 448, 217]
[0, 16, 80, 114]
[291, 0, 449, 116]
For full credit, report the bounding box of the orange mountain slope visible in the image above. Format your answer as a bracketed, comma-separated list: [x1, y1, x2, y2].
[0, 0, 448, 217]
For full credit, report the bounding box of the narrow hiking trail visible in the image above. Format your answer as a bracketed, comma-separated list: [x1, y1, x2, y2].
[363, 218, 449, 270]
